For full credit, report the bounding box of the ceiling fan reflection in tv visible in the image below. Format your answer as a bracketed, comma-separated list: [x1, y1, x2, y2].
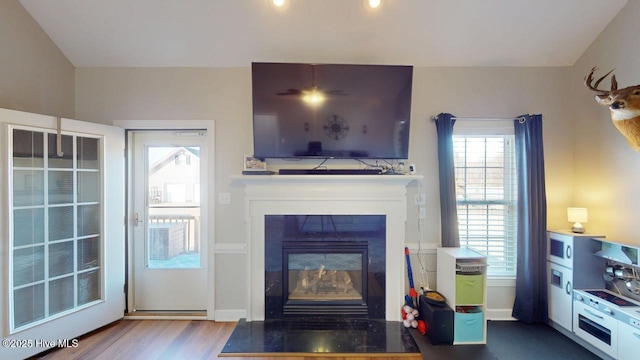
[276, 64, 347, 105]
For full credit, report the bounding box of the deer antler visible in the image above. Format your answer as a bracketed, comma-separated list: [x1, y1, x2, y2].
[585, 66, 616, 94]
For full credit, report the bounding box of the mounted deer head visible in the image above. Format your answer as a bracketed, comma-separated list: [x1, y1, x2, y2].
[585, 67, 640, 151]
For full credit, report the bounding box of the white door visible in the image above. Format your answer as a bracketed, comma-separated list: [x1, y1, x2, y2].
[130, 130, 208, 311]
[0, 108, 125, 360]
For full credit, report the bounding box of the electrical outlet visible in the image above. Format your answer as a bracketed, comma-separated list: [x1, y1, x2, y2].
[414, 193, 426, 205]
[219, 192, 231, 204]
[418, 283, 431, 293]
[419, 207, 426, 219]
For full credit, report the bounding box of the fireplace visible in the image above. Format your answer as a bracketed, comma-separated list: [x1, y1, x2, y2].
[235, 174, 420, 322]
[265, 215, 385, 319]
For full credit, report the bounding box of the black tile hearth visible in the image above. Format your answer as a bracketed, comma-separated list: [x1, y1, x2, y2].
[220, 318, 420, 356]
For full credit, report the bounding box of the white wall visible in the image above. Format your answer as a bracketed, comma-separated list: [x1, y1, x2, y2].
[0, 0, 74, 118]
[76, 67, 252, 311]
[74, 65, 577, 315]
[571, 0, 640, 247]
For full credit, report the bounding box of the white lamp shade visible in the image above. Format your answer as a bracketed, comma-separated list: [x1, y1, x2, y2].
[567, 207, 588, 223]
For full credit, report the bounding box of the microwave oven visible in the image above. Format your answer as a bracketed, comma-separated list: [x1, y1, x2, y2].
[547, 231, 606, 271]
[548, 232, 574, 268]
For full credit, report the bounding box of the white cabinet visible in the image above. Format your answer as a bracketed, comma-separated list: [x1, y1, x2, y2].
[618, 319, 640, 360]
[437, 247, 487, 345]
[547, 231, 605, 332]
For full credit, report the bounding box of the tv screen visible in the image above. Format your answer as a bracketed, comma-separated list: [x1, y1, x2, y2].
[251, 62, 413, 159]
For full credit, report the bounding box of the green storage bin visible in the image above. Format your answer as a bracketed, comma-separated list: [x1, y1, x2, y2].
[455, 274, 483, 304]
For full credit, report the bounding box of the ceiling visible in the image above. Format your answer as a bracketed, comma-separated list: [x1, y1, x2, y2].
[19, 0, 628, 68]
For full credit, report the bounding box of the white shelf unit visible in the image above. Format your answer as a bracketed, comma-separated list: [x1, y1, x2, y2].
[437, 247, 487, 345]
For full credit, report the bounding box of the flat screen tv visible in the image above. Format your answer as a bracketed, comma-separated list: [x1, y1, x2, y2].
[251, 62, 413, 159]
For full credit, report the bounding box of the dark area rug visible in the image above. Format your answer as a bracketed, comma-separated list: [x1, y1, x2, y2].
[408, 320, 602, 360]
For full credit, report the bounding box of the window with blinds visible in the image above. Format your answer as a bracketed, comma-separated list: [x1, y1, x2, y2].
[11, 127, 102, 331]
[453, 135, 517, 277]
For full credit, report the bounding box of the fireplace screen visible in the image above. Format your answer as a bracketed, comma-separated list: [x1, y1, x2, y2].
[283, 241, 368, 317]
[287, 251, 364, 302]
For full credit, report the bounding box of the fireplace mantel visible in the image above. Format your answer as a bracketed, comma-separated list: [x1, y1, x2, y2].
[233, 174, 421, 194]
[234, 174, 422, 322]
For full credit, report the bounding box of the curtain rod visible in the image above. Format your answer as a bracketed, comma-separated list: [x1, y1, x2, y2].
[431, 115, 528, 122]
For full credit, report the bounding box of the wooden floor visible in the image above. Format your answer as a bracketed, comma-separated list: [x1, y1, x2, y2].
[29, 319, 422, 360]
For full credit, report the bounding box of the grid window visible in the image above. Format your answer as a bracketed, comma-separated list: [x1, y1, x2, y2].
[11, 128, 102, 332]
[453, 136, 517, 277]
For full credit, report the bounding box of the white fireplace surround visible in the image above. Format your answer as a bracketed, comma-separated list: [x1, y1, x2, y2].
[235, 174, 422, 322]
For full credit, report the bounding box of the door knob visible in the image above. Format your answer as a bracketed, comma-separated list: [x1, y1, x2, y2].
[133, 213, 143, 227]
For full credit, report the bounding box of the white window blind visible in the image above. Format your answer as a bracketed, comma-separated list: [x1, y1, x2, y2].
[453, 134, 517, 277]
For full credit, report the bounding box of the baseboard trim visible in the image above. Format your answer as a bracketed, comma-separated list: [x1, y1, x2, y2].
[486, 309, 516, 321]
[214, 309, 246, 321]
[124, 310, 207, 320]
[215, 243, 247, 255]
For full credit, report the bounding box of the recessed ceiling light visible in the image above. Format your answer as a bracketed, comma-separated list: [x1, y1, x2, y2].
[363, 0, 382, 11]
[270, 0, 289, 11]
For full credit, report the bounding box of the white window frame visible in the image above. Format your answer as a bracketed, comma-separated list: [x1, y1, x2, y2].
[453, 120, 517, 278]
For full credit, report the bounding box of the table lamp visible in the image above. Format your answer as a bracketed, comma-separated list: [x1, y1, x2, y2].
[567, 207, 588, 233]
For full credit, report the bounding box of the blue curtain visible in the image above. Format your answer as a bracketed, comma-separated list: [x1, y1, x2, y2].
[512, 114, 548, 324]
[435, 113, 460, 248]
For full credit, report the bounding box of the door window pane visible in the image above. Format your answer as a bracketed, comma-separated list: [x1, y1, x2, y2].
[49, 241, 74, 277]
[13, 129, 44, 168]
[78, 270, 100, 305]
[47, 133, 73, 168]
[77, 137, 99, 169]
[13, 170, 44, 206]
[78, 237, 100, 270]
[77, 204, 100, 236]
[78, 172, 100, 202]
[13, 284, 45, 328]
[147, 146, 201, 269]
[49, 276, 74, 315]
[48, 171, 74, 204]
[13, 246, 45, 286]
[49, 206, 74, 241]
[13, 208, 45, 246]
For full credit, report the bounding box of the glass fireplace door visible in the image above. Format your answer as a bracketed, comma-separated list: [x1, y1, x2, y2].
[283, 241, 368, 317]
[287, 248, 365, 302]
[265, 215, 386, 319]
